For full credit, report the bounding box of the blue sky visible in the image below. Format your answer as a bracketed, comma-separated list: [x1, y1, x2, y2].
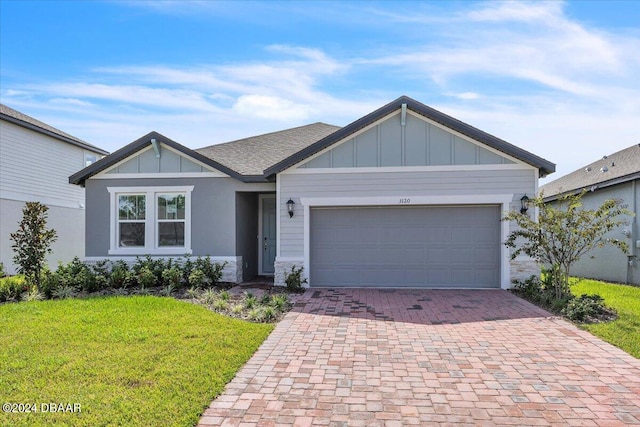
[1, 1, 639, 183]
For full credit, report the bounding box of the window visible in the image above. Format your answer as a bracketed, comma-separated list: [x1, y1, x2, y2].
[85, 153, 98, 167]
[157, 193, 185, 247]
[108, 186, 193, 255]
[118, 195, 146, 247]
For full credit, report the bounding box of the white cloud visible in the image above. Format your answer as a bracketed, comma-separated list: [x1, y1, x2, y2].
[232, 95, 310, 121]
[1, 0, 638, 183]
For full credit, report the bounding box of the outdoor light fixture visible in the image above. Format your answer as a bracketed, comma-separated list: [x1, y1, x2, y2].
[520, 194, 530, 214]
[286, 198, 295, 218]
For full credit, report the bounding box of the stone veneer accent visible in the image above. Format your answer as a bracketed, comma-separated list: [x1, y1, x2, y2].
[274, 258, 306, 287]
[216, 257, 242, 284]
[510, 257, 539, 285]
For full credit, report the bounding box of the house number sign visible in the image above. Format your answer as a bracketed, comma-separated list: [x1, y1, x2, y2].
[399, 198, 411, 204]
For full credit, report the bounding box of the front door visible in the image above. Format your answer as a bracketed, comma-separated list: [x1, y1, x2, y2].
[261, 196, 276, 274]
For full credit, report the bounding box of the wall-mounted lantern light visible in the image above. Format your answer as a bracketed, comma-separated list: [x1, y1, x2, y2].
[520, 194, 530, 214]
[286, 198, 295, 218]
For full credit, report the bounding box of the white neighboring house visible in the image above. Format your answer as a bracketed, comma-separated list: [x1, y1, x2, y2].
[0, 104, 108, 275]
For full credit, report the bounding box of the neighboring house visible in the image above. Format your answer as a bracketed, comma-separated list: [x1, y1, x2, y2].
[0, 104, 109, 275]
[70, 96, 555, 288]
[540, 144, 639, 285]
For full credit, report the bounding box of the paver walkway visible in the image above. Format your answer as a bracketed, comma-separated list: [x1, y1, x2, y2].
[198, 289, 640, 426]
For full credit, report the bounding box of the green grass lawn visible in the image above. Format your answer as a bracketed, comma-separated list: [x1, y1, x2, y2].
[571, 279, 640, 359]
[0, 296, 273, 427]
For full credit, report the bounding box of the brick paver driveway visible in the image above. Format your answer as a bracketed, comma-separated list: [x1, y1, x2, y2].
[198, 289, 640, 426]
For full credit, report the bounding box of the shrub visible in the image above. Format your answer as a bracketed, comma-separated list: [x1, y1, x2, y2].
[21, 286, 44, 301]
[10, 201, 57, 288]
[230, 304, 244, 315]
[188, 269, 206, 288]
[270, 294, 290, 311]
[284, 266, 307, 292]
[52, 284, 77, 300]
[562, 294, 611, 322]
[160, 283, 176, 297]
[137, 267, 156, 290]
[110, 260, 132, 289]
[162, 267, 182, 288]
[0, 262, 5, 278]
[0, 275, 29, 302]
[194, 257, 227, 286]
[212, 299, 229, 311]
[247, 308, 263, 322]
[200, 289, 218, 306]
[243, 293, 257, 309]
[218, 290, 230, 301]
[186, 286, 201, 299]
[260, 306, 276, 322]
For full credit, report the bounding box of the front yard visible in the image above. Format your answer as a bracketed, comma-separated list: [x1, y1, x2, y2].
[571, 279, 640, 359]
[0, 296, 273, 427]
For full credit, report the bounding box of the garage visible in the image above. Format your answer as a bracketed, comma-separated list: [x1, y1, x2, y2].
[310, 205, 501, 288]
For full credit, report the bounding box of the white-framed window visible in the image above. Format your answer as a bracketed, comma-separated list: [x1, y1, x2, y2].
[85, 152, 98, 167]
[108, 186, 194, 255]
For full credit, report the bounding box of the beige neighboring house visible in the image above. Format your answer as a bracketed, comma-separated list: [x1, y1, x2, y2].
[0, 104, 108, 275]
[541, 144, 640, 285]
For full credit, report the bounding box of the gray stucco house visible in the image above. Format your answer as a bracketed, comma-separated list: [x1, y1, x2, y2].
[70, 96, 555, 288]
[541, 144, 639, 285]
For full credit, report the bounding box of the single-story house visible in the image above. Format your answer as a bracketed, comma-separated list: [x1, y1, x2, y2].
[1, 104, 108, 275]
[70, 96, 555, 288]
[540, 144, 639, 285]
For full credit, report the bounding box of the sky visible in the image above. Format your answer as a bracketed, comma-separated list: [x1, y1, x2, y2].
[1, 1, 639, 184]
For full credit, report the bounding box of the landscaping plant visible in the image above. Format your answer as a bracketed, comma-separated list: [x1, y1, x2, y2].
[284, 265, 308, 292]
[504, 191, 631, 299]
[10, 201, 57, 289]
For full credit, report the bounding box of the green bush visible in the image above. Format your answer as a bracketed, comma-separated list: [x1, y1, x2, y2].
[562, 294, 610, 322]
[0, 275, 28, 302]
[284, 265, 307, 292]
[0, 262, 5, 278]
[188, 269, 206, 288]
[194, 257, 227, 286]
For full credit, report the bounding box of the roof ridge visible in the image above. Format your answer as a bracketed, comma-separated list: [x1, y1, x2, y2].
[0, 103, 108, 154]
[196, 122, 340, 150]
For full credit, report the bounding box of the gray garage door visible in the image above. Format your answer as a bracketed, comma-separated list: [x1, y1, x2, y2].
[310, 205, 500, 288]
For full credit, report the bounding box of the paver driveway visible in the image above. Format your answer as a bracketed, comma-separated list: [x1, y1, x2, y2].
[198, 289, 640, 426]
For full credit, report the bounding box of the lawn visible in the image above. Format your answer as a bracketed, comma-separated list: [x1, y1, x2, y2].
[0, 296, 273, 427]
[571, 279, 640, 359]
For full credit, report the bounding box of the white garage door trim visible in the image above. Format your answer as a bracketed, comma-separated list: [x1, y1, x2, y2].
[300, 194, 514, 289]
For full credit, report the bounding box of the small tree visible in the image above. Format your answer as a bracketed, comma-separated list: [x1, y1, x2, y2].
[503, 191, 631, 299]
[10, 202, 58, 288]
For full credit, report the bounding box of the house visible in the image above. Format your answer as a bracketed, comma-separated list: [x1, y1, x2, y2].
[0, 104, 109, 275]
[70, 96, 555, 288]
[540, 144, 639, 285]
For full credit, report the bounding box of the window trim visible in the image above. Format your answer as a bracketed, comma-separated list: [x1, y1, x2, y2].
[107, 186, 194, 255]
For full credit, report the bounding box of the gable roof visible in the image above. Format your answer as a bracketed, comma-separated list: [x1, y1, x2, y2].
[0, 103, 108, 155]
[69, 131, 246, 186]
[264, 95, 555, 178]
[70, 95, 555, 186]
[540, 144, 640, 201]
[195, 122, 340, 176]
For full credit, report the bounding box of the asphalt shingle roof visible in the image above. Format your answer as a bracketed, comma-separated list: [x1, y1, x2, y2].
[540, 144, 640, 199]
[0, 103, 108, 155]
[195, 122, 341, 176]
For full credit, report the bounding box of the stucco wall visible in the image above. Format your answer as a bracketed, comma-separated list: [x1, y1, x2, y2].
[1, 198, 85, 275]
[84, 177, 274, 260]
